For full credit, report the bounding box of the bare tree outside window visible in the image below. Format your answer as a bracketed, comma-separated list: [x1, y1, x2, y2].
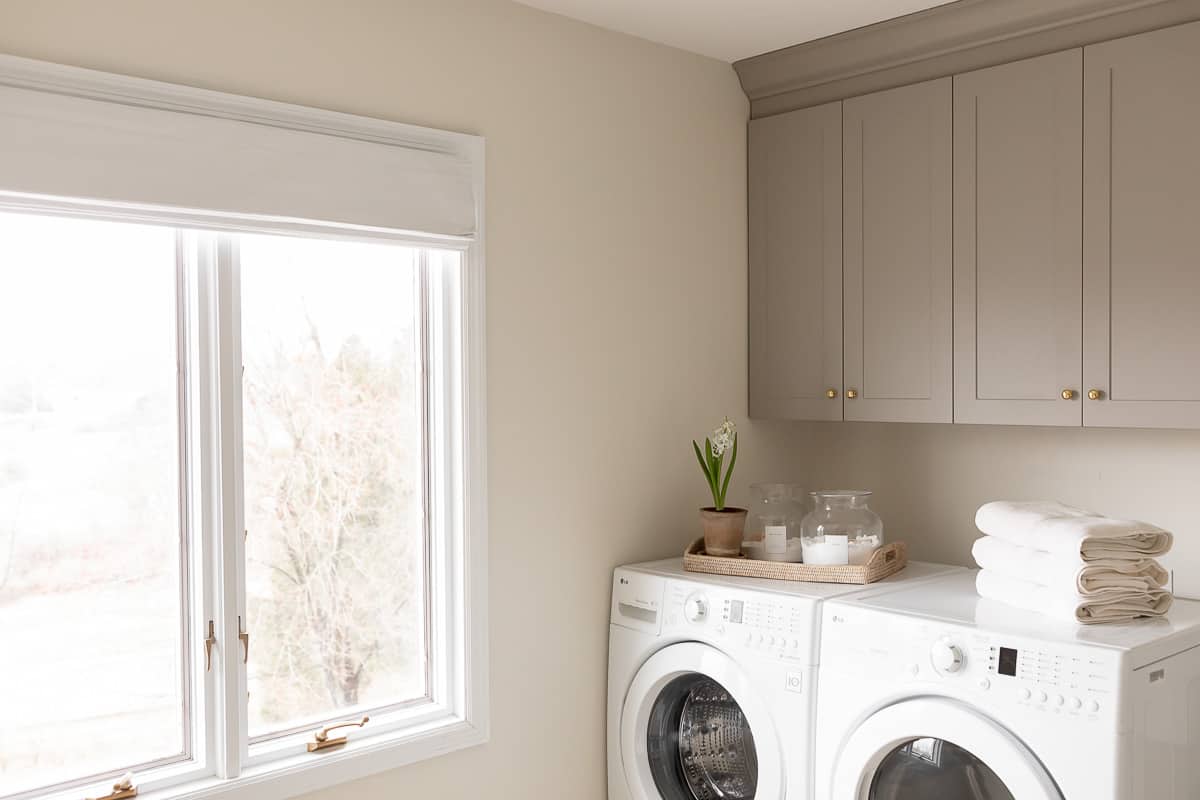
[240, 235, 427, 736]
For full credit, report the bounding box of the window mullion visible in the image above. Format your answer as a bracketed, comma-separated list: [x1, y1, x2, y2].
[179, 230, 219, 784]
[425, 250, 459, 717]
[210, 233, 249, 777]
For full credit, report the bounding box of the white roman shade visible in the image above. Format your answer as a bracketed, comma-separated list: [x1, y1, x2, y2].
[0, 57, 480, 238]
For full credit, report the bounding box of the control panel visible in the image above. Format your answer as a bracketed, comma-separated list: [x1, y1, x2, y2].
[982, 642, 1111, 714]
[821, 605, 1122, 726]
[661, 579, 819, 664]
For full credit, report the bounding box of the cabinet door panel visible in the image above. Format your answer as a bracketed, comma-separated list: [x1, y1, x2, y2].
[954, 50, 1083, 426]
[1084, 21, 1200, 428]
[748, 102, 843, 420]
[844, 78, 952, 423]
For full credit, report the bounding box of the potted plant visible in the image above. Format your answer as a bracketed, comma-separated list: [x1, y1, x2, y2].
[692, 417, 746, 556]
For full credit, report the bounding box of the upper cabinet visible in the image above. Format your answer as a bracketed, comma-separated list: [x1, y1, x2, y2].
[747, 18, 1200, 430]
[1083, 21, 1200, 429]
[843, 78, 953, 423]
[748, 101, 842, 421]
[953, 50, 1083, 426]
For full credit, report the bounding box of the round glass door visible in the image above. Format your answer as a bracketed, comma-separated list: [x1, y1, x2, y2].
[830, 698, 1062, 800]
[645, 673, 758, 800]
[868, 738, 1014, 800]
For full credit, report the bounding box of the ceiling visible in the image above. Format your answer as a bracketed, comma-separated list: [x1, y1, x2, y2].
[513, 0, 957, 62]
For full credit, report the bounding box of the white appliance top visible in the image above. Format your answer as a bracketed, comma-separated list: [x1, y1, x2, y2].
[612, 558, 965, 667]
[622, 557, 963, 600]
[832, 569, 1200, 667]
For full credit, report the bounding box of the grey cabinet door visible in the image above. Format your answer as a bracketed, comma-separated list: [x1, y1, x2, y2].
[843, 78, 953, 423]
[954, 50, 1083, 426]
[748, 101, 843, 420]
[1084, 22, 1200, 429]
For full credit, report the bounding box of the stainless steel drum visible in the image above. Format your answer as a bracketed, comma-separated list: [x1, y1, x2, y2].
[646, 673, 759, 800]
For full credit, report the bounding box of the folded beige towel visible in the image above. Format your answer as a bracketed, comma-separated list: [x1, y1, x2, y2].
[972, 536, 1169, 595]
[976, 569, 1173, 625]
[975, 501, 1173, 561]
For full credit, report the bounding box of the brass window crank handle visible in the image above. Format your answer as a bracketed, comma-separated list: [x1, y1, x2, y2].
[204, 621, 217, 672]
[85, 772, 137, 800]
[238, 616, 249, 664]
[308, 716, 370, 753]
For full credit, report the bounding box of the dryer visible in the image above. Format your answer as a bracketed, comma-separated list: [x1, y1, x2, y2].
[815, 569, 1200, 800]
[607, 558, 962, 800]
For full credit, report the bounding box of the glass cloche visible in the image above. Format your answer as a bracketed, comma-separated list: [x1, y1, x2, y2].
[742, 483, 804, 562]
[800, 490, 883, 566]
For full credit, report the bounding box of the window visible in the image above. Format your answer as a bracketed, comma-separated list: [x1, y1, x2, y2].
[0, 213, 484, 800]
[0, 54, 487, 800]
[239, 235, 429, 739]
[0, 215, 187, 798]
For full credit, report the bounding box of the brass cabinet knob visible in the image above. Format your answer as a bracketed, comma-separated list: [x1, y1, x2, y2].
[1061, 389, 1077, 400]
[846, 389, 859, 399]
[826, 388, 838, 399]
[1088, 389, 1104, 401]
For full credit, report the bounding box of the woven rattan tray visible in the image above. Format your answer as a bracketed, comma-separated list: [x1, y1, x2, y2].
[683, 538, 907, 584]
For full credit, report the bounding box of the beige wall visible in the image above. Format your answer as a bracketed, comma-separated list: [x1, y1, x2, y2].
[804, 423, 1200, 598]
[0, 0, 808, 797]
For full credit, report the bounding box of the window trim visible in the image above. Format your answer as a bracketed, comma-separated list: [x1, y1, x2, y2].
[0, 54, 488, 800]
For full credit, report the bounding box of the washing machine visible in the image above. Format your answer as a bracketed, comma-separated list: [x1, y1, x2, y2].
[815, 569, 1200, 800]
[607, 557, 963, 800]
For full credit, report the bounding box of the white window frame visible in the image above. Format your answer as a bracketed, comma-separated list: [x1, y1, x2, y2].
[0, 57, 488, 800]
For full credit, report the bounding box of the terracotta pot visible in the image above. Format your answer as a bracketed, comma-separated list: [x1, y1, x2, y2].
[699, 507, 748, 557]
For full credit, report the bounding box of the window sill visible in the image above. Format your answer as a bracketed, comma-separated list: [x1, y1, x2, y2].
[51, 717, 486, 800]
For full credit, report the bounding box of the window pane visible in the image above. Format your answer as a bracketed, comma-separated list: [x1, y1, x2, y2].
[0, 212, 186, 797]
[240, 234, 427, 739]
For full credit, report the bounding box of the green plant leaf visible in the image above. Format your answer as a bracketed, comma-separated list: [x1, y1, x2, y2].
[718, 433, 738, 508]
[703, 438, 719, 505]
[712, 451, 726, 510]
[693, 440, 713, 487]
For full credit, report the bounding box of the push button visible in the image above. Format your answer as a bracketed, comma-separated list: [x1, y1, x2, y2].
[785, 672, 803, 693]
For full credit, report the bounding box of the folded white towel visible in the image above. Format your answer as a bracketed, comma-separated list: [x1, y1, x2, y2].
[975, 501, 1173, 561]
[976, 569, 1173, 625]
[972, 536, 1169, 595]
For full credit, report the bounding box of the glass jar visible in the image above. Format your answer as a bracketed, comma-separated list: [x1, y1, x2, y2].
[800, 490, 883, 566]
[743, 483, 804, 562]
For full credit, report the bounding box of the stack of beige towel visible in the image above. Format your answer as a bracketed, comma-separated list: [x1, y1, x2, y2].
[972, 501, 1173, 625]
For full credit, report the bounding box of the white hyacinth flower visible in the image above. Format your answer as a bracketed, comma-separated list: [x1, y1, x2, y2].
[709, 417, 736, 457]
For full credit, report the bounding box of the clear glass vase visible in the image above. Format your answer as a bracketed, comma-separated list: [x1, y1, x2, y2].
[800, 490, 883, 566]
[743, 483, 804, 562]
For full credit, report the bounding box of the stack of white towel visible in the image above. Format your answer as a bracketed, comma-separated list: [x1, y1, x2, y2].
[973, 501, 1173, 625]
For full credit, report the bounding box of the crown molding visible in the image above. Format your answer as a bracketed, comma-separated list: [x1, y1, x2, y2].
[735, 0, 1200, 118]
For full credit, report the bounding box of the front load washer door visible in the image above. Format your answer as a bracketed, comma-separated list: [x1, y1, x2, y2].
[620, 642, 783, 800]
[830, 697, 1062, 800]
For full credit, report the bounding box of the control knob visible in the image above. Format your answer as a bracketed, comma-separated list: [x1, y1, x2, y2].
[683, 593, 709, 623]
[930, 639, 965, 674]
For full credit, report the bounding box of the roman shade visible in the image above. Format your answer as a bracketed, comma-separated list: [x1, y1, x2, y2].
[0, 59, 479, 238]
